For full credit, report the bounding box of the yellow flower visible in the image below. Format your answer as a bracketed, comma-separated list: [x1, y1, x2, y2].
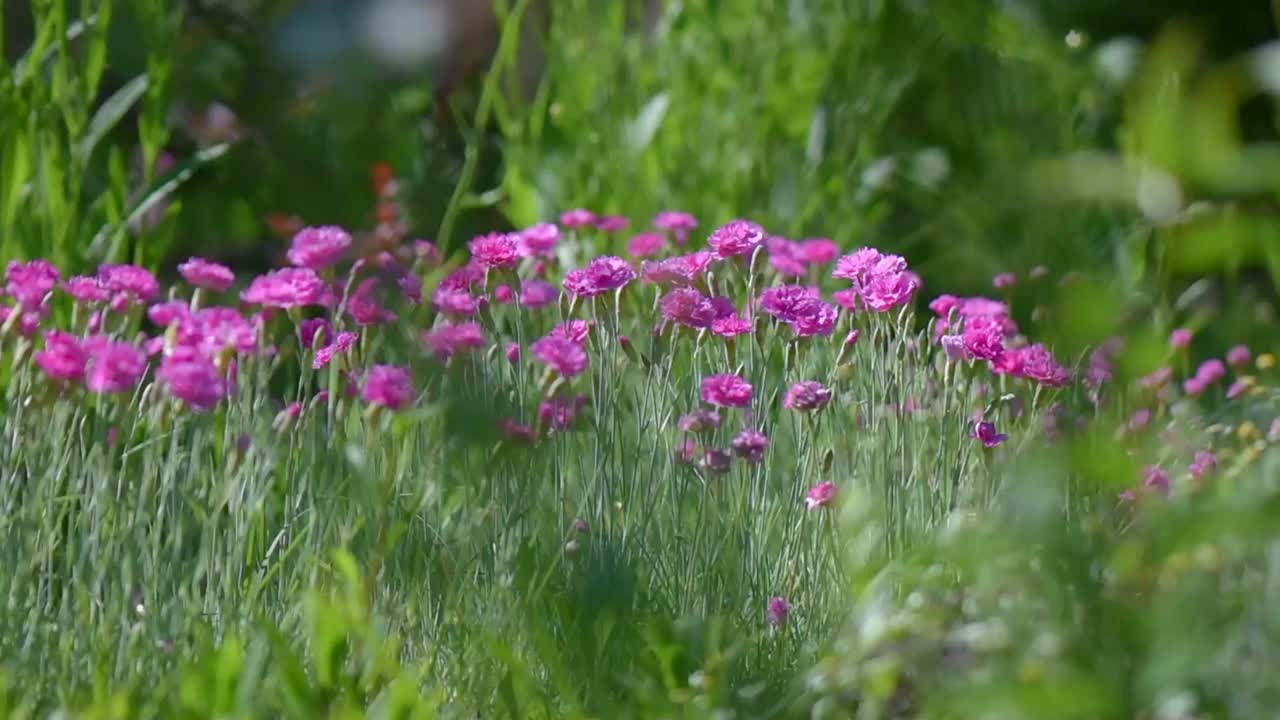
[1238, 421, 1260, 441]
[1258, 353, 1276, 370]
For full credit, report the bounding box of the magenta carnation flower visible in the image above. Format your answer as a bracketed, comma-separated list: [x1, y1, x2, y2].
[84, 338, 147, 394]
[468, 232, 520, 270]
[147, 301, 191, 328]
[595, 214, 629, 233]
[519, 280, 559, 309]
[313, 331, 358, 370]
[1169, 327, 1192, 349]
[157, 346, 227, 412]
[433, 286, 480, 316]
[653, 210, 698, 244]
[766, 596, 792, 627]
[1196, 358, 1226, 384]
[805, 481, 837, 510]
[832, 247, 887, 281]
[660, 288, 719, 329]
[539, 394, 588, 430]
[362, 364, 414, 411]
[298, 317, 332, 350]
[860, 270, 918, 312]
[64, 276, 110, 304]
[790, 302, 837, 337]
[784, 381, 833, 411]
[286, 226, 351, 270]
[1143, 465, 1170, 493]
[759, 285, 822, 324]
[731, 429, 769, 464]
[767, 237, 806, 278]
[187, 307, 257, 357]
[422, 323, 486, 360]
[560, 208, 596, 228]
[1227, 344, 1251, 368]
[962, 316, 1006, 362]
[972, 421, 1008, 448]
[701, 373, 753, 408]
[178, 257, 235, 292]
[707, 219, 765, 259]
[35, 331, 87, 382]
[992, 272, 1016, 290]
[347, 279, 397, 326]
[517, 223, 560, 257]
[641, 250, 717, 286]
[679, 408, 722, 434]
[626, 232, 666, 257]
[98, 263, 159, 305]
[1189, 451, 1217, 480]
[800, 238, 839, 265]
[711, 314, 753, 338]
[531, 335, 589, 378]
[550, 320, 591, 345]
[701, 449, 732, 474]
[6, 259, 60, 310]
[241, 268, 330, 308]
[1014, 343, 1070, 387]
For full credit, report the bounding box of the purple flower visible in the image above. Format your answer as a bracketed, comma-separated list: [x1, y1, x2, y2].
[539, 394, 588, 430]
[1014, 343, 1071, 387]
[505, 342, 521, 363]
[574, 255, 637, 297]
[519, 280, 559, 309]
[468, 232, 520, 270]
[313, 331, 358, 369]
[784, 381, 833, 412]
[84, 337, 147, 394]
[433, 286, 480, 316]
[362, 364, 414, 411]
[766, 596, 791, 627]
[767, 236, 807, 278]
[790, 302, 837, 337]
[1127, 408, 1152, 432]
[1169, 328, 1193, 349]
[560, 208, 597, 228]
[35, 331, 87, 382]
[595, 214, 629, 233]
[550, 320, 592, 345]
[422, 323, 486, 360]
[759, 285, 822, 324]
[6, 259, 60, 310]
[962, 317, 1006, 362]
[701, 449, 732, 474]
[518, 223, 560, 257]
[298, 318, 333, 350]
[1227, 344, 1251, 368]
[805, 481, 837, 510]
[707, 219, 765, 259]
[940, 334, 970, 362]
[63, 276, 110, 304]
[178, 257, 235, 292]
[287, 226, 351, 270]
[832, 248, 887, 281]
[157, 346, 227, 412]
[1226, 378, 1251, 400]
[679, 409, 722, 434]
[972, 421, 1008, 448]
[800, 238, 839, 265]
[626, 232, 666, 258]
[1189, 451, 1217, 480]
[1143, 465, 1170, 493]
[98, 263, 159, 304]
[660, 288, 719, 329]
[1139, 367, 1173, 390]
[860, 269, 918, 312]
[701, 374, 753, 408]
[711, 314, 753, 338]
[1183, 377, 1206, 397]
[531, 335, 590, 378]
[190, 307, 258, 357]
[241, 268, 331, 308]
[731, 429, 769, 464]
[653, 210, 698, 244]
[641, 251, 717, 286]
[147, 301, 191, 328]
[992, 272, 1016, 290]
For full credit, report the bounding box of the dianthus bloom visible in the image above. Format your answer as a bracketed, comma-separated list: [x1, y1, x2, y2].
[241, 268, 330, 308]
[1195, 358, 1226, 384]
[784, 381, 833, 411]
[679, 408, 722, 434]
[539, 394, 589, 430]
[759, 285, 822, 324]
[641, 250, 717, 286]
[962, 316, 1006, 362]
[468, 232, 520, 270]
[767, 237, 806, 278]
[177, 257, 235, 292]
[832, 248, 916, 312]
[790, 302, 837, 337]
[422, 323, 486, 360]
[653, 210, 698, 244]
[550, 320, 591, 345]
[701, 373, 753, 408]
[6, 259, 60, 310]
[659, 288, 720, 329]
[1013, 343, 1071, 387]
[805, 481, 837, 510]
[147, 301, 191, 328]
[518, 223, 560, 257]
[711, 314, 753, 338]
[190, 307, 258, 357]
[157, 346, 227, 412]
[565, 256, 636, 298]
[731, 429, 770, 464]
[519, 279, 559, 309]
[766, 596, 791, 627]
[1226, 377, 1253, 400]
[1139, 366, 1173, 390]
[35, 331, 87, 382]
[531, 335, 589, 378]
[286, 226, 351, 269]
[707, 219, 765, 259]
[972, 421, 1008, 448]
[1189, 451, 1217, 480]
[63, 275, 109, 304]
[559, 208, 596, 228]
[313, 331, 358, 369]
[596, 214, 629, 233]
[800, 238, 839, 265]
[84, 338, 147, 394]
[1127, 408, 1152, 432]
[1143, 465, 1170, 493]
[347, 279, 397, 325]
[97, 263, 159, 304]
[433, 286, 480, 316]
[361, 364, 414, 411]
[859, 267, 919, 312]
[298, 317, 333, 350]
[1227, 344, 1251, 368]
[626, 232, 666, 257]
[992, 272, 1016, 290]
[1169, 328, 1192, 349]
[701, 449, 732, 474]
[940, 334, 970, 362]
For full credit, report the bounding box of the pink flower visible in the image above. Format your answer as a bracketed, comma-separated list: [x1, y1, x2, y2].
[559, 208, 596, 228]
[1169, 328, 1192, 349]
[759, 285, 822, 324]
[766, 237, 807, 278]
[784, 381, 832, 411]
[766, 596, 792, 627]
[84, 338, 147, 394]
[800, 238, 839, 265]
[641, 251, 717, 286]
[505, 342, 521, 363]
[583, 255, 637, 295]
[414, 239, 440, 262]
[518, 223, 560, 257]
[501, 418, 536, 442]
[928, 294, 961, 318]
[422, 323, 486, 360]
[940, 335, 969, 362]
[439, 262, 485, 291]
[731, 429, 769, 464]
[711, 314, 753, 338]
[298, 318, 332, 350]
[63, 276, 109, 304]
[157, 346, 227, 412]
[1189, 451, 1217, 480]
[626, 232, 666, 257]
[992, 272, 1016, 290]
[98, 263, 159, 304]
[550, 320, 591, 345]
[1127, 408, 1152, 432]
[468, 233, 520, 270]
[147, 301, 191, 328]
[701, 449, 732, 474]
[191, 307, 258, 357]
[1227, 344, 1251, 368]
[361, 364, 414, 411]
[1139, 367, 1173, 390]
[1015, 344, 1070, 387]
[660, 288, 719, 329]
[313, 331, 358, 369]
[241, 268, 330, 308]
[347, 279, 397, 325]
[790, 302, 837, 337]
[595, 214, 629, 233]
[1183, 377, 1206, 396]
[287, 226, 351, 269]
[707, 219, 765, 259]
[1143, 465, 1170, 493]
[178, 257, 235, 292]
[701, 374, 753, 408]
[433, 286, 480, 316]
[674, 438, 698, 464]
[531, 335, 589, 378]
[844, 329, 860, 348]
[6, 259, 60, 310]
[972, 421, 1008, 448]
[539, 394, 588, 430]
[562, 269, 596, 298]
[679, 409, 722, 434]
[519, 280, 559, 309]
[494, 285, 515, 304]
[1196, 359, 1226, 384]
[653, 210, 698, 243]
[35, 331, 87, 382]
[1226, 378, 1251, 400]
[962, 317, 1006, 362]
[805, 481, 837, 510]
[860, 270, 918, 312]
[832, 247, 892, 281]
